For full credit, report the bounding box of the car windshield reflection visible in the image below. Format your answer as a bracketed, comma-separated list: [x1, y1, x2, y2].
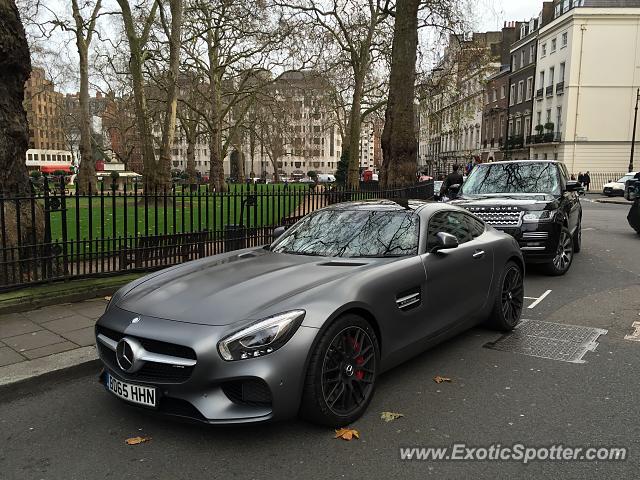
[461, 162, 561, 196]
[272, 209, 419, 258]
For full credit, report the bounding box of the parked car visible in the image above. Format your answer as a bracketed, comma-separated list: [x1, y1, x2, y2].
[603, 173, 638, 197]
[317, 173, 336, 183]
[450, 160, 582, 276]
[96, 200, 524, 426]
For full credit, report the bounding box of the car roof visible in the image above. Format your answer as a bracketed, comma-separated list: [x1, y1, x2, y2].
[476, 160, 560, 165]
[320, 199, 467, 217]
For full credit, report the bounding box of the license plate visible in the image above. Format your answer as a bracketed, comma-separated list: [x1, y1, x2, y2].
[106, 372, 157, 408]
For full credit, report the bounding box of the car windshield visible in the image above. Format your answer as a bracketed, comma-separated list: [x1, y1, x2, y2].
[617, 175, 634, 183]
[460, 162, 561, 196]
[272, 209, 419, 258]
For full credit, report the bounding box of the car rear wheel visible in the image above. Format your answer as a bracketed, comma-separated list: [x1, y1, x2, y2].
[544, 226, 574, 276]
[300, 315, 379, 427]
[486, 261, 524, 331]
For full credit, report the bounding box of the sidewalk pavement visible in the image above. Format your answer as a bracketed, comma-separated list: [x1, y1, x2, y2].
[0, 298, 107, 391]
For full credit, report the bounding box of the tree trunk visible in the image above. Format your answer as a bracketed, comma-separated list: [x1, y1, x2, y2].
[75, 46, 96, 194]
[116, 0, 157, 189]
[0, 0, 32, 197]
[157, 0, 183, 192]
[207, 36, 227, 192]
[380, 0, 420, 188]
[185, 135, 197, 184]
[347, 76, 364, 188]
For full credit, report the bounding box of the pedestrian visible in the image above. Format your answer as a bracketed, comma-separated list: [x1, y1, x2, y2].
[577, 172, 584, 184]
[441, 164, 464, 197]
[284, 178, 289, 190]
[584, 171, 591, 191]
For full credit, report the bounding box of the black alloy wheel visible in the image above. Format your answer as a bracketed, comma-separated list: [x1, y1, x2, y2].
[501, 266, 524, 328]
[321, 326, 376, 417]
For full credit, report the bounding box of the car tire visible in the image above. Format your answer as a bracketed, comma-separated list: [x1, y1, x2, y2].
[544, 226, 574, 276]
[486, 261, 524, 332]
[572, 220, 582, 253]
[299, 314, 379, 427]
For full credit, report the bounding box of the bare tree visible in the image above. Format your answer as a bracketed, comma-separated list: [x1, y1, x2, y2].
[277, 0, 393, 187]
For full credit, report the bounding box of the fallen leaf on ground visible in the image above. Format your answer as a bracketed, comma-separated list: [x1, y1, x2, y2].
[334, 428, 360, 441]
[381, 411, 404, 422]
[433, 375, 452, 384]
[125, 436, 151, 445]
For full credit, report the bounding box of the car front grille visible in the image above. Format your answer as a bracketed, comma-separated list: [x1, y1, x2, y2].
[470, 208, 523, 227]
[522, 232, 549, 240]
[96, 325, 196, 383]
[221, 379, 272, 407]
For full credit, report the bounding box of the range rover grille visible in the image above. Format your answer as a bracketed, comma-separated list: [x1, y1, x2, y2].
[466, 207, 523, 227]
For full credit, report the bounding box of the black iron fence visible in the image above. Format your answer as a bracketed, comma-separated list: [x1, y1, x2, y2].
[0, 179, 434, 291]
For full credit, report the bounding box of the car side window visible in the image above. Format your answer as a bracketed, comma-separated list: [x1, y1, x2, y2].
[427, 211, 474, 251]
[464, 214, 485, 239]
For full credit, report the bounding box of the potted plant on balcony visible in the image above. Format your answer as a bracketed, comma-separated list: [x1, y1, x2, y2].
[544, 122, 555, 142]
[534, 124, 544, 143]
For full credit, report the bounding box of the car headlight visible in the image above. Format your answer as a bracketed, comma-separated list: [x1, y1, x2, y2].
[522, 210, 555, 222]
[218, 310, 305, 361]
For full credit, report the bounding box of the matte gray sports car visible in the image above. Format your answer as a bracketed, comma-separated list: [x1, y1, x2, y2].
[96, 200, 524, 426]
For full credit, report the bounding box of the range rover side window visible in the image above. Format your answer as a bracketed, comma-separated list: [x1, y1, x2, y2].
[427, 211, 473, 251]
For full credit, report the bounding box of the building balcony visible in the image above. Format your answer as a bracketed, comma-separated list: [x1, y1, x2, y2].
[502, 135, 525, 150]
[556, 82, 565, 95]
[545, 86, 554, 97]
[527, 132, 562, 144]
[536, 89, 544, 100]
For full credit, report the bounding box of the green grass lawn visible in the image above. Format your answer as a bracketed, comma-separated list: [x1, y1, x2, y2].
[46, 183, 310, 243]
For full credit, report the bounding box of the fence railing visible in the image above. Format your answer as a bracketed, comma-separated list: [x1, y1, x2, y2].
[0, 179, 434, 291]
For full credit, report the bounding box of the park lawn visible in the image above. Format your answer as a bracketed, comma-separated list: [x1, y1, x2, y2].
[47, 183, 310, 244]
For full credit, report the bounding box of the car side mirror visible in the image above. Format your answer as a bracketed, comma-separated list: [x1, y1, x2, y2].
[430, 232, 459, 253]
[447, 183, 461, 199]
[565, 180, 581, 192]
[272, 226, 286, 240]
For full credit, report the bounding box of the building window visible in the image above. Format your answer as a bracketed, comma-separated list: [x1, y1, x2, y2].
[500, 85, 506, 99]
[561, 32, 568, 47]
[526, 77, 533, 100]
[529, 44, 536, 63]
[520, 51, 525, 68]
[492, 88, 497, 102]
[541, 43, 547, 57]
[524, 117, 531, 139]
[539, 71, 545, 89]
[508, 120, 513, 137]
[509, 84, 515, 106]
[515, 118, 522, 136]
[559, 62, 566, 82]
[551, 38, 557, 53]
[537, 111, 542, 126]
[511, 54, 517, 70]
[546, 109, 552, 123]
[556, 106, 562, 131]
[549, 66, 555, 86]
[517, 81, 524, 104]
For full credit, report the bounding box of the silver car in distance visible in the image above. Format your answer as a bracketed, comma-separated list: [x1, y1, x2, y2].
[96, 200, 524, 426]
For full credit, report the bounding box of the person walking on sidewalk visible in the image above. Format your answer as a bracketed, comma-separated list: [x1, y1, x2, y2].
[584, 171, 591, 191]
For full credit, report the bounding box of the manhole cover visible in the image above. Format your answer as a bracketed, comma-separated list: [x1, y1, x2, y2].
[484, 320, 608, 363]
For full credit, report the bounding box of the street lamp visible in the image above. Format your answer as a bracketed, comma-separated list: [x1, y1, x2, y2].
[630, 88, 640, 173]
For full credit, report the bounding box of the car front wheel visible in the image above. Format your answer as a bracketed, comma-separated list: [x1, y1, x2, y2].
[300, 314, 379, 427]
[544, 227, 574, 276]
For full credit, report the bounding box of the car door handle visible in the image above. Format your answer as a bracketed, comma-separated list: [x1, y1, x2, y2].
[472, 250, 485, 259]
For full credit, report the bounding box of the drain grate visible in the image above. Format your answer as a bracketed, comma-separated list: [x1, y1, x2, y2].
[484, 320, 608, 364]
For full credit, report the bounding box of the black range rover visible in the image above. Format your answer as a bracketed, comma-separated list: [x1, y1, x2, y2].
[451, 160, 582, 275]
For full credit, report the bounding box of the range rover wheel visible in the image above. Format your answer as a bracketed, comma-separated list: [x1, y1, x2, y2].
[300, 314, 379, 427]
[544, 227, 574, 276]
[486, 261, 524, 331]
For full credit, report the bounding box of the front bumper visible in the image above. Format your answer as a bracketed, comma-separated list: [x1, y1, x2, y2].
[494, 222, 561, 263]
[95, 306, 319, 424]
[603, 186, 624, 196]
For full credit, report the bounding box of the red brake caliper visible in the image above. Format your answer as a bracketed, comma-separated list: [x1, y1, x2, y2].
[349, 336, 365, 380]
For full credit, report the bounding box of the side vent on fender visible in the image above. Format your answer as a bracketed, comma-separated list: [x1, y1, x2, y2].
[395, 287, 421, 311]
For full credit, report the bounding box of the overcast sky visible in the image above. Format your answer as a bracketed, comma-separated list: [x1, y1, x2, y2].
[476, 0, 546, 31]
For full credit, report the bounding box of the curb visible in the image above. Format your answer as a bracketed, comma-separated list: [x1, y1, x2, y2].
[0, 274, 143, 315]
[0, 346, 100, 402]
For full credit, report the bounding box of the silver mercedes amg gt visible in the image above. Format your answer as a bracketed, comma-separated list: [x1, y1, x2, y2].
[96, 200, 524, 427]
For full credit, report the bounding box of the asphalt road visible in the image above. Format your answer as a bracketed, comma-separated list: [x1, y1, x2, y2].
[1, 200, 639, 480]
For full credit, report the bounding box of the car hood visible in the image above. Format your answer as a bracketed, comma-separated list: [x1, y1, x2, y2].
[115, 249, 379, 326]
[603, 181, 624, 189]
[452, 194, 558, 210]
